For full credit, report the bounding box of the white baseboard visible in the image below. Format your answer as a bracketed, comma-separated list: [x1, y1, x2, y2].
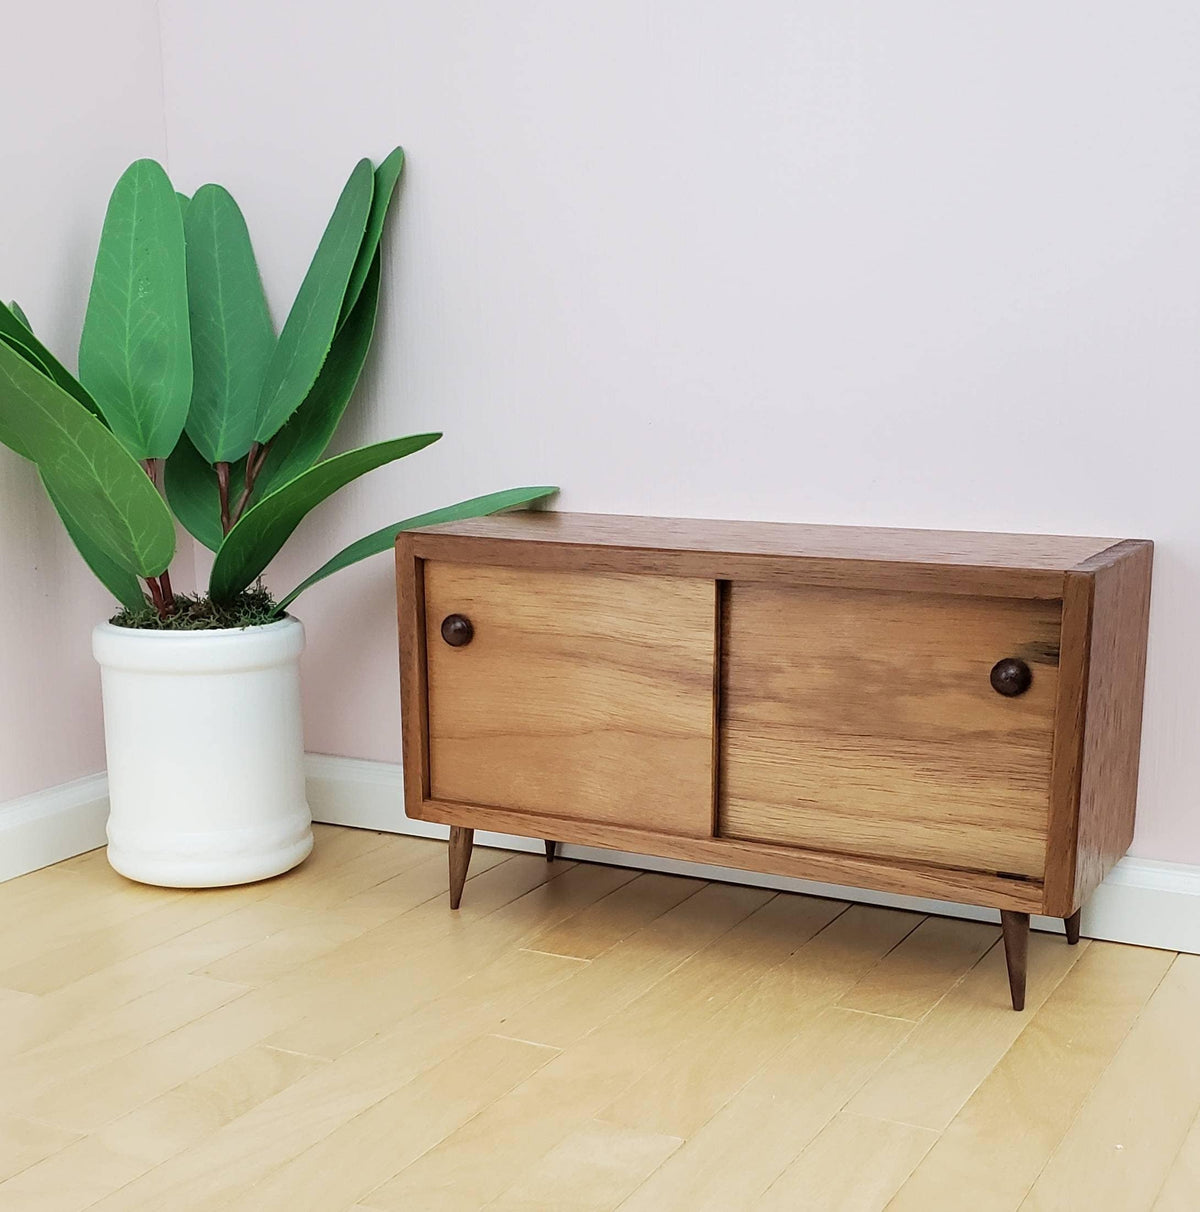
[306, 753, 1200, 955]
[0, 774, 110, 883]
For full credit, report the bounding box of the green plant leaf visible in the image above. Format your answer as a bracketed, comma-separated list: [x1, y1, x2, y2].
[184, 184, 276, 463]
[8, 301, 32, 331]
[0, 332, 53, 381]
[176, 191, 190, 219]
[0, 339, 175, 576]
[253, 251, 381, 499]
[42, 475, 146, 610]
[253, 158, 374, 445]
[208, 432, 440, 602]
[163, 432, 233, 552]
[275, 486, 559, 612]
[78, 158, 193, 460]
[0, 301, 103, 420]
[340, 147, 403, 326]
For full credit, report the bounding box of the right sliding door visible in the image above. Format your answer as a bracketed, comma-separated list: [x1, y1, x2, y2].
[719, 583, 1062, 879]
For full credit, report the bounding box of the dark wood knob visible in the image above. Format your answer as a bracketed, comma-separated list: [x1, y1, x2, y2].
[990, 657, 1032, 697]
[440, 614, 474, 647]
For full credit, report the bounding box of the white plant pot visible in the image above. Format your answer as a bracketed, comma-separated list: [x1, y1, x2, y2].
[92, 616, 313, 888]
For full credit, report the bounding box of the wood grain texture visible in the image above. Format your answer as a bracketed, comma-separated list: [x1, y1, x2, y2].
[1042, 566, 1094, 915]
[1043, 540, 1153, 916]
[423, 562, 717, 838]
[1021, 953, 1200, 1212]
[395, 544, 430, 808]
[887, 941, 1175, 1212]
[2, 836, 1194, 1212]
[410, 511, 1118, 571]
[1072, 541, 1154, 909]
[721, 584, 1061, 877]
[416, 799, 1044, 911]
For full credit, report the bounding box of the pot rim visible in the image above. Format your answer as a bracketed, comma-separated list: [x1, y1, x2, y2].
[93, 614, 305, 674]
[94, 613, 299, 638]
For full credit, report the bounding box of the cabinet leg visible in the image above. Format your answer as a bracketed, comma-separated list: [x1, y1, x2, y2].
[1000, 910, 1030, 1011]
[1064, 908, 1082, 945]
[449, 826, 474, 910]
[544, 840, 558, 862]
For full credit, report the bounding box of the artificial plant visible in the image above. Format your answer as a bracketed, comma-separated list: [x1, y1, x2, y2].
[0, 150, 554, 622]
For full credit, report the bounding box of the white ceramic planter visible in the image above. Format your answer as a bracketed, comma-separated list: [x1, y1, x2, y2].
[92, 617, 313, 888]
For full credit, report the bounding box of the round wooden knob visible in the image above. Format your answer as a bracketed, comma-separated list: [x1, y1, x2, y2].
[990, 657, 1032, 697]
[440, 614, 474, 647]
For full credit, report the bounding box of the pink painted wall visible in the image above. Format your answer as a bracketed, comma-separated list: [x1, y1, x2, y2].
[162, 1, 1200, 864]
[0, 2, 171, 802]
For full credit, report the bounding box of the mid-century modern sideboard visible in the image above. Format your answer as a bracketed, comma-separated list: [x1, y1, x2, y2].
[395, 513, 1153, 1010]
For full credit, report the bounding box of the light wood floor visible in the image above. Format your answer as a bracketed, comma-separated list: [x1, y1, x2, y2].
[0, 826, 1195, 1210]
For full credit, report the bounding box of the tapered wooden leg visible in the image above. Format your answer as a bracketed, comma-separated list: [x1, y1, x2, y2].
[544, 840, 558, 862]
[1064, 908, 1082, 946]
[448, 826, 474, 910]
[1000, 910, 1030, 1011]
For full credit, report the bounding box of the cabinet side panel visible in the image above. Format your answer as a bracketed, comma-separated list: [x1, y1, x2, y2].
[1042, 574, 1091, 916]
[1072, 541, 1154, 908]
[396, 539, 431, 817]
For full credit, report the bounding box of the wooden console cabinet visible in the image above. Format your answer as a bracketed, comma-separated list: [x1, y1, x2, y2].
[396, 513, 1153, 1010]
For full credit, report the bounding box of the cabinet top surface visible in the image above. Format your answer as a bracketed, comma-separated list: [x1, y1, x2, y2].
[409, 511, 1139, 572]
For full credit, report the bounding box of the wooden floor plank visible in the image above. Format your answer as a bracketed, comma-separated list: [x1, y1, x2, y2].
[838, 914, 997, 1021]
[0, 976, 248, 1116]
[0, 1114, 79, 1183]
[229, 1034, 558, 1211]
[96, 1044, 327, 1168]
[264, 859, 633, 1059]
[82, 948, 587, 1210]
[618, 1007, 914, 1211]
[362, 891, 843, 1210]
[1153, 1108, 1200, 1211]
[0, 831, 1187, 1212]
[759, 1112, 936, 1211]
[522, 871, 706, 961]
[600, 904, 913, 1138]
[499, 882, 780, 1050]
[1021, 953, 1200, 1212]
[887, 940, 1174, 1212]
[845, 933, 1087, 1130]
[486, 1120, 682, 1211]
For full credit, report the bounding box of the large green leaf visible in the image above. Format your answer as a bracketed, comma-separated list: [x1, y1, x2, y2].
[253, 251, 381, 499]
[0, 332, 52, 382]
[275, 487, 559, 612]
[0, 301, 103, 420]
[253, 158, 374, 445]
[163, 432, 232, 552]
[184, 185, 276, 462]
[0, 339, 175, 576]
[339, 147, 403, 326]
[208, 432, 440, 601]
[42, 476, 146, 610]
[78, 158, 193, 460]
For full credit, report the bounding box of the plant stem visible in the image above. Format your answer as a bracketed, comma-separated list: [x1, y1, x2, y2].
[216, 462, 232, 534]
[145, 575, 165, 616]
[159, 568, 176, 614]
[229, 440, 271, 528]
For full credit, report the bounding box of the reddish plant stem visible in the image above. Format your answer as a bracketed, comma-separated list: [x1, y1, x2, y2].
[229, 440, 271, 528]
[145, 575, 166, 617]
[216, 461, 232, 534]
[158, 568, 176, 614]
